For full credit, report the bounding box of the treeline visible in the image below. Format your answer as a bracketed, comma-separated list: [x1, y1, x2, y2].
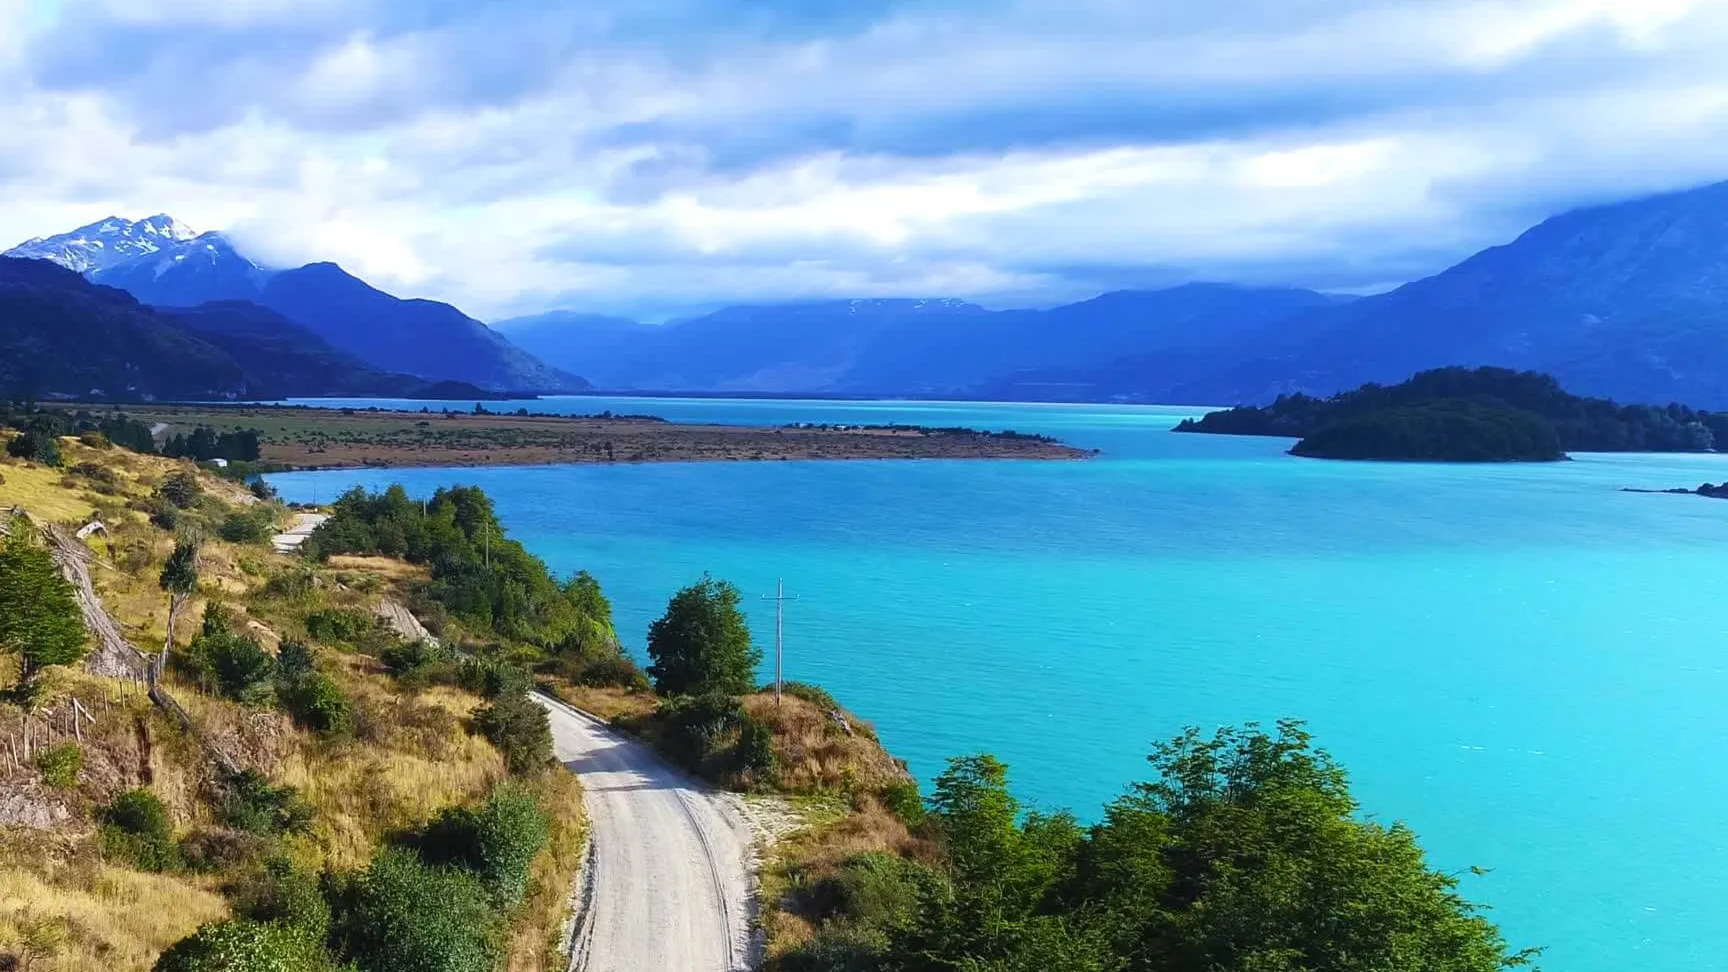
[1176, 366, 1728, 454]
[302, 486, 626, 681]
[777, 721, 1535, 972]
[1289, 401, 1565, 462]
[0, 401, 262, 465]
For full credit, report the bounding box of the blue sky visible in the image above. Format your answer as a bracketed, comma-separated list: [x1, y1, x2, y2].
[3, 0, 1728, 320]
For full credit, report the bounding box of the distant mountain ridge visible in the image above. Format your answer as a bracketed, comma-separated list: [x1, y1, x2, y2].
[3, 217, 584, 393]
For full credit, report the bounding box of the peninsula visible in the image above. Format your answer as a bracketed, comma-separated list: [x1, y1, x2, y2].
[39, 403, 1093, 469]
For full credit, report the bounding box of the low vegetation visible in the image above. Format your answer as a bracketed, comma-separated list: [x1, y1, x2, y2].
[1177, 365, 1728, 459]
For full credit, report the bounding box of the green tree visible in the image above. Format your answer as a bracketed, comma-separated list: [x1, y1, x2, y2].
[646, 576, 761, 696]
[0, 522, 88, 685]
[153, 919, 334, 972]
[157, 539, 200, 668]
[332, 847, 501, 972]
[157, 471, 204, 510]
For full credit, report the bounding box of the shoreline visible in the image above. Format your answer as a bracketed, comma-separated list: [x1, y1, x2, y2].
[44, 402, 1095, 469]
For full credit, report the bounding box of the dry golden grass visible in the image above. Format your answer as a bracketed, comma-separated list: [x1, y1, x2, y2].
[0, 456, 97, 522]
[544, 681, 660, 722]
[741, 693, 911, 795]
[0, 843, 228, 972]
[325, 554, 431, 581]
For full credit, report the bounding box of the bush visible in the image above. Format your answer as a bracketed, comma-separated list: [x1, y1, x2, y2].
[333, 847, 501, 972]
[780, 681, 840, 712]
[157, 472, 204, 509]
[279, 671, 352, 736]
[219, 507, 278, 545]
[737, 713, 779, 783]
[304, 608, 379, 646]
[473, 692, 553, 775]
[411, 786, 549, 909]
[69, 461, 121, 491]
[879, 781, 926, 827]
[571, 654, 650, 690]
[35, 742, 83, 789]
[658, 691, 745, 763]
[153, 919, 334, 972]
[381, 638, 459, 688]
[149, 499, 181, 531]
[100, 789, 180, 872]
[218, 770, 313, 836]
[79, 430, 111, 449]
[233, 858, 332, 939]
[6, 429, 61, 466]
[182, 613, 277, 704]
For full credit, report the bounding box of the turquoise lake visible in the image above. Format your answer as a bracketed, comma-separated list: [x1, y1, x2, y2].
[268, 396, 1728, 971]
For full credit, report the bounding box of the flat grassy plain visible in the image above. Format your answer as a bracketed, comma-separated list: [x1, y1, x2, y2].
[47, 403, 1091, 469]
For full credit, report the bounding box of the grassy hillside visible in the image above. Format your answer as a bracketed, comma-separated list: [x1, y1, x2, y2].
[0, 434, 586, 972]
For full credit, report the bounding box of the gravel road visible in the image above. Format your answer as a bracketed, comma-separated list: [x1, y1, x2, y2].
[535, 693, 758, 972]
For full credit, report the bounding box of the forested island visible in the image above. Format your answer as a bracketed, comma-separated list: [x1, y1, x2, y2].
[1176, 366, 1728, 461]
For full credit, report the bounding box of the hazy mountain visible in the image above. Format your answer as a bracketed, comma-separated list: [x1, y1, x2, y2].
[90, 232, 269, 307]
[507, 287, 1342, 394]
[0, 257, 411, 399]
[491, 311, 656, 389]
[3, 214, 198, 274]
[258, 263, 587, 392]
[1151, 179, 1728, 407]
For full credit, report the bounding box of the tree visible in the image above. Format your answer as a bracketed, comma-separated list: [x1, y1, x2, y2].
[0, 522, 88, 685]
[158, 472, 204, 510]
[5, 428, 61, 466]
[158, 539, 201, 670]
[646, 575, 761, 696]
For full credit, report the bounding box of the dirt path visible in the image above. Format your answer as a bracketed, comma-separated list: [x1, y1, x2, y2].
[533, 693, 757, 972]
[271, 512, 328, 554]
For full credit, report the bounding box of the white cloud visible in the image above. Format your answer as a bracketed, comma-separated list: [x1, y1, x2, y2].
[3, 0, 1728, 319]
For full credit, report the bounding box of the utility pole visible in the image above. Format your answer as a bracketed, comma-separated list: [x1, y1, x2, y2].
[760, 579, 798, 708]
[483, 521, 491, 569]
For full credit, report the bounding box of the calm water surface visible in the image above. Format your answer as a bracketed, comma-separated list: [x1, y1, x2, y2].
[270, 395, 1728, 972]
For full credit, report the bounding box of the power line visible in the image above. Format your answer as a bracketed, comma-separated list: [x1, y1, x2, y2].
[760, 578, 798, 708]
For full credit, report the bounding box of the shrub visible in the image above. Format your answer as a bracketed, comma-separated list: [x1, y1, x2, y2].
[182, 618, 276, 704]
[737, 713, 779, 784]
[100, 789, 180, 872]
[153, 919, 334, 972]
[69, 461, 121, 491]
[149, 499, 181, 531]
[262, 568, 317, 601]
[412, 786, 549, 910]
[333, 847, 501, 972]
[6, 429, 61, 466]
[780, 681, 840, 712]
[879, 780, 926, 827]
[381, 638, 459, 688]
[571, 654, 650, 690]
[219, 508, 277, 545]
[233, 858, 332, 939]
[279, 671, 352, 737]
[35, 743, 83, 789]
[157, 472, 204, 509]
[304, 608, 378, 646]
[658, 691, 745, 763]
[474, 691, 553, 775]
[218, 770, 313, 836]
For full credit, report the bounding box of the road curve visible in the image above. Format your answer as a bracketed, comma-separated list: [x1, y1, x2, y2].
[534, 693, 757, 972]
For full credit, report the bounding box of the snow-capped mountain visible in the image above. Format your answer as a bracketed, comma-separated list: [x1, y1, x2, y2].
[3, 214, 199, 273]
[91, 231, 271, 307]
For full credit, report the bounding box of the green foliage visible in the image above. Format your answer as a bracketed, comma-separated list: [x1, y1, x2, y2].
[152, 919, 334, 972]
[473, 690, 553, 775]
[332, 847, 501, 972]
[381, 637, 459, 686]
[100, 789, 181, 873]
[5, 428, 62, 466]
[233, 858, 332, 939]
[879, 780, 926, 827]
[303, 607, 378, 645]
[219, 506, 280, 545]
[274, 642, 352, 736]
[160, 539, 201, 597]
[789, 723, 1533, 972]
[1178, 365, 1728, 456]
[181, 605, 276, 703]
[157, 472, 205, 510]
[0, 524, 88, 683]
[1290, 401, 1564, 461]
[411, 786, 550, 910]
[218, 769, 313, 836]
[162, 426, 263, 462]
[781, 681, 840, 712]
[303, 485, 616, 652]
[646, 575, 762, 697]
[35, 742, 83, 788]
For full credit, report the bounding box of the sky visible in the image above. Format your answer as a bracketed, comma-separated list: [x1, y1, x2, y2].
[3, 0, 1728, 322]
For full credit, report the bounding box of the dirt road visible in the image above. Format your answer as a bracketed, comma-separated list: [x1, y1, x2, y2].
[271, 512, 328, 554]
[534, 693, 757, 972]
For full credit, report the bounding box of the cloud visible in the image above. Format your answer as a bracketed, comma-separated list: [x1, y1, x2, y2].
[3, 0, 1728, 320]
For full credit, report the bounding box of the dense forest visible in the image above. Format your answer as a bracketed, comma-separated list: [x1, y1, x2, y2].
[0, 401, 266, 466]
[1176, 366, 1728, 460]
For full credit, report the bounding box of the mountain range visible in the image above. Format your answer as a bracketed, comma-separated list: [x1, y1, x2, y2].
[496, 178, 1728, 408]
[3, 217, 584, 394]
[11, 178, 1728, 407]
